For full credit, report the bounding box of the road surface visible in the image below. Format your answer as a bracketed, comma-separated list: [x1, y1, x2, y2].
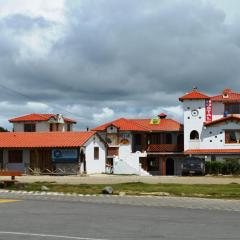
[0, 194, 239, 239]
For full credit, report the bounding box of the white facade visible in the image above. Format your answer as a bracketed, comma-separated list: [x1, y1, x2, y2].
[12, 121, 73, 132]
[183, 99, 206, 151]
[1, 134, 106, 174]
[84, 134, 106, 174]
[182, 91, 240, 161]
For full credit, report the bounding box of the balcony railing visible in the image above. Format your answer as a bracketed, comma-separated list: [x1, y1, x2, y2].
[147, 144, 184, 153]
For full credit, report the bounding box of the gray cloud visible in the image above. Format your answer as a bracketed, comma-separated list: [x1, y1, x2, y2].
[0, 0, 239, 129]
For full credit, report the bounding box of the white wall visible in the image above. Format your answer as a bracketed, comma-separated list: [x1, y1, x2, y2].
[201, 121, 240, 149]
[85, 135, 106, 174]
[13, 122, 73, 132]
[183, 100, 206, 150]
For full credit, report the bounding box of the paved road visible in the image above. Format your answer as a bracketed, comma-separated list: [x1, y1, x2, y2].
[0, 190, 240, 212]
[0, 191, 240, 240]
[0, 197, 239, 240]
[1, 175, 240, 185]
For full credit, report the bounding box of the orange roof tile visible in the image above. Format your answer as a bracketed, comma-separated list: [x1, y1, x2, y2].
[92, 117, 183, 132]
[179, 90, 209, 101]
[211, 89, 240, 102]
[130, 119, 183, 132]
[185, 149, 240, 154]
[204, 114, 240, 126]
[9, 114, 76, 124]
[92, 118, 149, 131]
[0, 131, 95, 148]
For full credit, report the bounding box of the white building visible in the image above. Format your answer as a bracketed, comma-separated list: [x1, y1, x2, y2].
[9, 113, 76, 132]
[93, 114, 184, 176]
[0, 131, 106, 174]
[180, 88, 240, 161]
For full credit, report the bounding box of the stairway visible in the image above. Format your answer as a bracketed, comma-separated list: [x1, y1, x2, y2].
[113, 158, 151, 176]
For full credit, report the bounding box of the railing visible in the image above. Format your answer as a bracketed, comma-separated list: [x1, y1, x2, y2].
[147, 144, 184, 153]
[189, 140, 200, 149]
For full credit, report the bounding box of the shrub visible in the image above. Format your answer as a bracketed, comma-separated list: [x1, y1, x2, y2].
[205, 160, 240, 175]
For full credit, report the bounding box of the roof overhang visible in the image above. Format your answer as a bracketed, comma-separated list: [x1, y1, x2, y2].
[185, 149, 240, 155]
[204, 115, 240, 127]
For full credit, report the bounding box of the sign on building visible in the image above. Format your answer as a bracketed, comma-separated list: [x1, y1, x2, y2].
[150, 117, 160, 124]
[205, 99, 212, 122]
[52, 149, 79, 163]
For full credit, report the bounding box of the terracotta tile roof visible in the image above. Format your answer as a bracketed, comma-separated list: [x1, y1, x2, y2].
[92, 118, 149, 131]
[147, 144, 184, 152]
[204, 114, 240, 126]
[9, 114, 76, 124]
[179, 90, 209, 101]
[0, 131, 95, 148]
[185, 149, 240, 154]
[92, 117, 183, 132]
[130, 119, 183, 132]
[211, 89, 240, 102]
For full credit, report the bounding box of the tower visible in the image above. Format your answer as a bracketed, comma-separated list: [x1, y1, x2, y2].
[179, 89, 210, 151]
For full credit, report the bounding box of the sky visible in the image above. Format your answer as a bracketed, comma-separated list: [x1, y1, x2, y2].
[0, 0, 240, 130]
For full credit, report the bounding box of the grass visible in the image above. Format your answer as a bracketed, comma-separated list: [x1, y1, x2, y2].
[7, 182, 240, 199]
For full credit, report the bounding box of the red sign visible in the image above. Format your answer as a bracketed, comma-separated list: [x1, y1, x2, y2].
[205, 99, 212, 122]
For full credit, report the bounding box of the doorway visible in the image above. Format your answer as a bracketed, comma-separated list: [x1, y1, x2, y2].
[166, 158, 174, 175]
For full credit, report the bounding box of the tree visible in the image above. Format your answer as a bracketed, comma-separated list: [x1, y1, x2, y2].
[0, 126, 9, 132]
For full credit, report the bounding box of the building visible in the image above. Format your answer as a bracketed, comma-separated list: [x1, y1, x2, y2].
[0, 131, 106, 174]
[180, 88, 240, 161]
[9, 113, 76, 132]
[93, 113, 184, 176]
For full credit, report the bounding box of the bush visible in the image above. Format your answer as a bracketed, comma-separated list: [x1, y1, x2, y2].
[205, 160, 240, 175]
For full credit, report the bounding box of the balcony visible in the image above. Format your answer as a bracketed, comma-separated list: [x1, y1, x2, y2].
[147, 144, 184, 153]
[189, 140, 200, 149]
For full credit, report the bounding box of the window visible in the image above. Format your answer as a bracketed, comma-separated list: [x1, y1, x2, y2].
[24, 123, 36, 132]
[94, 147, 99, 160]
[67, 124, 71, 132]
[166, 133, 172, 144]
[8, 150, 23, 163]
[225, 103, 240, 114]
[49, 123, 53, 132]
[225, 130, 240, 143]
[177, 134, 184, 145]
[211, 155, 216, 162]
[190, 130, 199, 140]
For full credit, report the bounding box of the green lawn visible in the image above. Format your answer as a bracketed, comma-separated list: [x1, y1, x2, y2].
[8, 182, 240, 199]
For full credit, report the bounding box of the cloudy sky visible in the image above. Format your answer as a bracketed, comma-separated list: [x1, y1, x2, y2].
[0, 0, 240, 130]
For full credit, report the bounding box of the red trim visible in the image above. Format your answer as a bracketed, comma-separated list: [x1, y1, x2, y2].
[185, 149, 240, 154]
[204, 114, 240, 126]
[179, 90, 209, 101]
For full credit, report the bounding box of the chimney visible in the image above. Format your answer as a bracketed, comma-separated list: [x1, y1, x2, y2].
[158, 113, 167, 119]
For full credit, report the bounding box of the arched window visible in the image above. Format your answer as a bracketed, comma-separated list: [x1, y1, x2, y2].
[190, 130, 199, 140]
[166, 133, 172, 144]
